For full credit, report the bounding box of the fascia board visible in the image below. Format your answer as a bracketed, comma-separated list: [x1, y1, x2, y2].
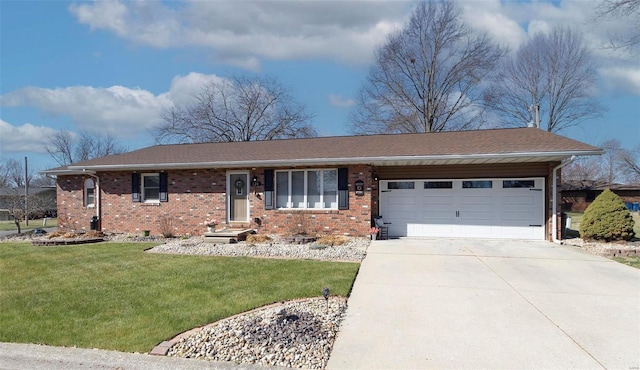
[64, 149, 604, 172]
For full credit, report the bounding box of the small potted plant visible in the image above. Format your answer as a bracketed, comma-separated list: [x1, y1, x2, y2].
[205, 218, 219, 233]
[370, 226, 379, 240]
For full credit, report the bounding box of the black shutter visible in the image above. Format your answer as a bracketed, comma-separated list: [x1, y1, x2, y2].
[338, 167, 348, 210]
[264, 169, 274, 210]
[159, 172, 168, 202]
[131, 173, 140, 202]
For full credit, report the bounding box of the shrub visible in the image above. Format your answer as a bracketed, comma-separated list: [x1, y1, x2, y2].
[245, 234, 272, 244]
[580, 189, 635, 241]
[159, 216, 174, 238]
[316, 235, 349, 246]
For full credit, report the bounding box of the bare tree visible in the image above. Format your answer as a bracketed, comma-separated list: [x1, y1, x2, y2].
[0, 160, 10, 188]
[619, 144, 640, 182]
[562, 157, 606, 183]
[0, 158, 33, 188]
[595, 0, 640, 51]
[485, 27, 603, 133]
[599, 139, 625, 184]
[2, 189, 56, 234]
[46, 131, 126, 166]
[563, 139, 639, 184]
[349, 0, 505, 134]
[153, 75, 316, 143]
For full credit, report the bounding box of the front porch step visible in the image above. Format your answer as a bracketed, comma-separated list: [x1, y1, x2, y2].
[203, 228, 255, 244]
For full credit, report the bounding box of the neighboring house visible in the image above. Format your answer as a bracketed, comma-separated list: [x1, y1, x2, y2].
[44, 128, 601, 241]
[562, 181, 640, 212]
[0, 187, 57, 220]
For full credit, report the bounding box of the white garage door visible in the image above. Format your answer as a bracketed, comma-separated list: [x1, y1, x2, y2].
[379, 178, 545, 240]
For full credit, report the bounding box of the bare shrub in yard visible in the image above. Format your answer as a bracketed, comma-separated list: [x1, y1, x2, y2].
[46, 230, 67, 239]
[159, 216, 174, 238]
[246, 234, 272, 244]
[290, 213, 311, 235]
[316, 235, 349, 246]
[85, 230, 104, 238]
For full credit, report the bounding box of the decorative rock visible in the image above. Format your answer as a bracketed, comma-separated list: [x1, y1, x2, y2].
[147, 235, 368, 262]
[167, 297, 348, 369]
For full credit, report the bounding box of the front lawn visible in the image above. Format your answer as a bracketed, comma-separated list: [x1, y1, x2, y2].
[0, 242, 359, 353]
[612, 255, 640, 269]
[0, 218, 57, 232]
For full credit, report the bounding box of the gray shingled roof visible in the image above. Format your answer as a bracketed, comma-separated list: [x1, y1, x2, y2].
[45, 128, 602, 173]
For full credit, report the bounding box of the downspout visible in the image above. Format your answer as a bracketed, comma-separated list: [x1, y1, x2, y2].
[551, 156, 575, 243]
[83, 170, 100, 225]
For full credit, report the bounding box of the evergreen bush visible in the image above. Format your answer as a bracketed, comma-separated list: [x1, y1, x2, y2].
[579, 189, 635, 241]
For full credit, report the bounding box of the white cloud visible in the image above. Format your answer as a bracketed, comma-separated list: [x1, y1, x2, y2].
[0, 85, 171, 136]
[461, 0, 526, 50]
[68, 0, 408, 68]
[328, 94, 355, 108]
[599, 67, 640, 95]
[0, 119, 59, 153]
[0, 73, 228, 139]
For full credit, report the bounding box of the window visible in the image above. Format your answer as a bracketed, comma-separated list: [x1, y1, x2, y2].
[424, 181, 453, 189]
[503, 180, 535, 188]
[388, 181, 415, 189]
[142, 173, 160, 202]
[84, 179, 95, 207]
[463, 180, 493, 189]
[275, 169, 338, 209]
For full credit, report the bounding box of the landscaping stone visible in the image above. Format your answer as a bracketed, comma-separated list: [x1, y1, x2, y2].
[167, 297, 347, 369]
[147, 235, 368, 262]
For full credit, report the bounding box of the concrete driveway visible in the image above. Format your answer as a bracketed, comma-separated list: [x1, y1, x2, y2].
[328, 239, 640, 370]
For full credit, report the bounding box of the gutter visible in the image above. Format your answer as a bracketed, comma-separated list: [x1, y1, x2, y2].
[551, 156, 576, 244]
[59, 150, 604, 173]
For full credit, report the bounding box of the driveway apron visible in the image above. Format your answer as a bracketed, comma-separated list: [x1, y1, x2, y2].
[327, 239, 640, 370]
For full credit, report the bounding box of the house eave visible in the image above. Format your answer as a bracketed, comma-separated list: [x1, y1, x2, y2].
[59, 150, 603, 172]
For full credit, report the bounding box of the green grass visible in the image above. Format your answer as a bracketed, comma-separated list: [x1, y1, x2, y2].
[0, 218, 57, 232]
[612, 255, 640, 269]
[0, 242, 359, 352]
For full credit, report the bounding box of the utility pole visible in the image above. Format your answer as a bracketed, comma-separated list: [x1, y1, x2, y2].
[24, 156, 28, 226]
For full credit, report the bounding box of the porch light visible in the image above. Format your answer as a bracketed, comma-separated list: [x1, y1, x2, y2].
[251, 175, 262, 187]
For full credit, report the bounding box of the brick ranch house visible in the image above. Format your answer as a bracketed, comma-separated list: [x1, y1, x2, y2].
[44, 128, 601, 241]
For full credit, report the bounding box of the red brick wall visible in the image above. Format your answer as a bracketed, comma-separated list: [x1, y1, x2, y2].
[56, 165, 375, 237]
[57, 175, 97, 232]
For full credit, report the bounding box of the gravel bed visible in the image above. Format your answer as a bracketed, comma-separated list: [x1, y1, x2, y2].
[562, 237, 640, 257]
[147, 236, 369, 262]
[168, 297, 346, 369]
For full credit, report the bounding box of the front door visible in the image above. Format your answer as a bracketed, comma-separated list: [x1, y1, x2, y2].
[228, 172, 249, 223]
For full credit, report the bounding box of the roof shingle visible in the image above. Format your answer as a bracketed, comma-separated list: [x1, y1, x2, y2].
[48, 128, 601, 172]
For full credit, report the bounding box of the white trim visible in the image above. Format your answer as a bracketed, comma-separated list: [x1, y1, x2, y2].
[275, 169, 338, 210]
[60, 150, 603, 172]
[84, 178, 95, 208]
[141, 172, 160, 203]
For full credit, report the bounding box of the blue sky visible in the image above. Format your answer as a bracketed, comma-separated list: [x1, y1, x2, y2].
[1, 0, 638, 173]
